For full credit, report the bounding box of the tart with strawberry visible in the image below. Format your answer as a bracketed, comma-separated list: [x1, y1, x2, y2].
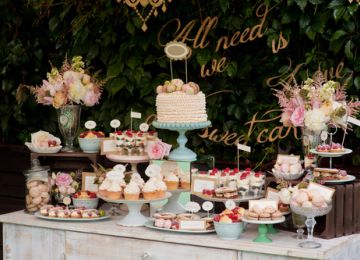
[213, 207, 245, 223]
[79, 131, 105, 138]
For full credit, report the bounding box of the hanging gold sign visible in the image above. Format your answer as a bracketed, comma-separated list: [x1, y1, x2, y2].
[116, 0, 172, 31]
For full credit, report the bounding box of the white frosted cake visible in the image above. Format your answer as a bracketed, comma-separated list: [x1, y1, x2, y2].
[155, 79, 208, 123]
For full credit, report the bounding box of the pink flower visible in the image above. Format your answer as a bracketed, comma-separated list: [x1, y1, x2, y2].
[147, 140, 172, 160]
[290, 106, 305, 126]
[66, 187, 76, 195]
[55, 173, 73, 187]
[83, 90, 100, 107]
[280, 111, 292, 127]
[58, 185, 67, 194]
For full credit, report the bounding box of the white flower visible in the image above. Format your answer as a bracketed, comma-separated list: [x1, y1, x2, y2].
[304, 109, 328, 133]
[320, 81, 336, 101]
[145, 164, 162, 178]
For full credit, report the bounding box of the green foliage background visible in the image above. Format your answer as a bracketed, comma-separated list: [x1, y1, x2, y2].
[1, 0, 360, 165]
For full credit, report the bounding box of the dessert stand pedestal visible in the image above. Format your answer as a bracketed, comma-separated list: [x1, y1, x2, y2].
[161, 189, 189, 213]
[152, 121, 211, 162]
[99, 192, 171, 227]
[310, 148, 352, 168]
[242, 216, 286, 243]
[105, 153, 149, 172]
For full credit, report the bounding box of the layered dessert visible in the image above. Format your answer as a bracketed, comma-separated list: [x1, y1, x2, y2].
[313, 167, 347, 181]
[155, 79, 208, 123]
[316, 143, 344, 153]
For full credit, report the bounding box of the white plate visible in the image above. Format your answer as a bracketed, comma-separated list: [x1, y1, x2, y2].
[321, 174, 356, 184]
[98, 192, 172, 204]
[310, 148, 352, 157]
[241, 216, 285, 224]
[106, 153, 149, 163]
[34, 212, 110, 222]
[25, 142, 62, 153]
[144, 220, 215, 234]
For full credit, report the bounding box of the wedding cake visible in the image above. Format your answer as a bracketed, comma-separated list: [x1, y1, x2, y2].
[155, 79, 208, 123]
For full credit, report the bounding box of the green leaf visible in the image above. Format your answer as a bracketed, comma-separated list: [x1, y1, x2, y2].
[330, 30, 347, 41]
[108, 77, 126, 96]
[299, 14, 310, 29]
[295, 0, 307, 11]
[49, 16, 59, 31]
[328, 0, 345, 9]
[126, 21, 135, 35]
[219, 0, 229, 13]
[196, 49, 211, 66]
[344, 40, 353, 60]
[333, 7, 346, 21]
[226, 61, 237, 78]
[107, 61, 124, 78]
[354, 76, 360, 90]
[305, 27, 316, 41]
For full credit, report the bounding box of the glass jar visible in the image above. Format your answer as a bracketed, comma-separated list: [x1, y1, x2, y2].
[23, 159, 51, 214]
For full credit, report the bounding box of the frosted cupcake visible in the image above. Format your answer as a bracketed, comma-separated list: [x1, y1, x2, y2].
[180, 173, 191, 190]
[124, 181, 140, 200]
[107, 181, 122, 200]
[98, 178, 112, 197]
[130, 172, 145, 189]
[143, 179, 158, 200]
[164, 172, 179, 190]
[156, 179, 167, 198]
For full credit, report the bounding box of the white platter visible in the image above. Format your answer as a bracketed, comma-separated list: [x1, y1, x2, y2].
[105, 153, 149, 163]
[321, 174, 356, 184]
[34, 212, 110, 222]
[144, 220, 215, 234]
[241, 216, 285, 225]
[194, 191, 264, 203]
[310, 148, 352, 157]
[25, 142, 62, 153]
[98, 192, 172, 204]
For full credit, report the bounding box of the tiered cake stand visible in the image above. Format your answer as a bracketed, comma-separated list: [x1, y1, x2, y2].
[152, 121, 211, 162]
[99, 192, 171, 227]
[105, 153, 149, 172]
[310, 148, 352, 168]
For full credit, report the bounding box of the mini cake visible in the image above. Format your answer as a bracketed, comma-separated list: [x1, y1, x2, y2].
[250, 172, 265, 194]
[179, 172, 191, 190]
[214, 187, 238, 199]
[124, 181, 140, 200]
[237, 173, 250, 196]
[155, 79, 208, 123]
[156, 179, 167, 198]
[164, 172, 179, 190]
[98, 178, 112, 197]
[316, 143, 344, 153]
[107, 181, 122, 200]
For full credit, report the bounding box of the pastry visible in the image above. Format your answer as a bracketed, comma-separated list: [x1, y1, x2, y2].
[215, 187, 238, 198]
[124, 181, 140, 200]
[177, 213, 201, 221]
[313, 167, 347, 181]
[155, 179, 167, 198]
[180, 172, 191, 190]
[263, 207, 277, 214]
[39, 205, 54, 216]
[153, 212, 176, 220]
[70, 209, 82, 218]
[107, 182, 122, 200]
[271, 211, 283, 220]
[246, 211, 259, 220]
[259, 212, 271, 221]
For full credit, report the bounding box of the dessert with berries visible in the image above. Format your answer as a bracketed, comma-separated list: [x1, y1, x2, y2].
[316, 143, 344, 153]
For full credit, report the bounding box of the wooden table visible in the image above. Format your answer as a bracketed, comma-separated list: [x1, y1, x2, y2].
[1, 211, 360, 260]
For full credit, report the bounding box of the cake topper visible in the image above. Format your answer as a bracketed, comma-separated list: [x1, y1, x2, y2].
[85, 120, 96, 130]
[164, 41, 191, 83]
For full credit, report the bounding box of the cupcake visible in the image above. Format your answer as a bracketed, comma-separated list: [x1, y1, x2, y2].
[98, 178, 112, 197]
[107, 181, 122, 200]
[156, 179, 167, 198]
[180, 173, 191, 190]
[164, 172, 179, 190]
[124, 181, 140, 200]
[143, 179, 158, 200]
[130, 172, 145, 189]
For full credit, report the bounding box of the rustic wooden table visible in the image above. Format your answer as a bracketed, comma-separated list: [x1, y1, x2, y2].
[1, 211, 359, 260]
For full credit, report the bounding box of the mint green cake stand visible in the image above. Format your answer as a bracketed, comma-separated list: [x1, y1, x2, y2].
[152, 121, 211, 162]
[242, 216, 285, 243]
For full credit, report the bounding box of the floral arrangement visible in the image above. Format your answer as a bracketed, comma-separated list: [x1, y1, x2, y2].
[147, 140, 172, 160]
[51, 172, 80, 203]
[274, 71, 360, 133]
[32, 56, 103, 109]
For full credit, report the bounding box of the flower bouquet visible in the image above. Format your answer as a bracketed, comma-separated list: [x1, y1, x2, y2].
[51, 172, 80, 205]
[274, 70, 360, 155]
[30, 56, 104, 151]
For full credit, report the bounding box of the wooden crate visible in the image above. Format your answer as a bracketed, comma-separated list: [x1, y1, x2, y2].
[314, 180, 360, 239]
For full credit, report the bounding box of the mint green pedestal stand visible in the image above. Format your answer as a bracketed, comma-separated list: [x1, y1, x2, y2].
[242, 216, 285, 243]
[267, 224, 279, 234]
[254, 224, 272, 243]
[152, 121, 211, 162]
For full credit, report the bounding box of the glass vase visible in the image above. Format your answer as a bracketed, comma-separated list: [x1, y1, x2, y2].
[301, 128, 320, 168]
[57, 105, 81, 152]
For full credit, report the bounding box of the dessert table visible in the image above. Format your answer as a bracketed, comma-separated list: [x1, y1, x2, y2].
[1, 211, 359, 260]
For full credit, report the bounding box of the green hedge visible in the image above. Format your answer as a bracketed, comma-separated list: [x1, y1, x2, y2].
[1, 0, 359, 165]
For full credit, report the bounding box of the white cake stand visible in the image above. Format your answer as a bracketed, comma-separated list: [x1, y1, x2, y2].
[105, 153, 149, 172]
[152, 121, 211, 162]
[98, 192, 171, 227]
[160, 189, 189, 213]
